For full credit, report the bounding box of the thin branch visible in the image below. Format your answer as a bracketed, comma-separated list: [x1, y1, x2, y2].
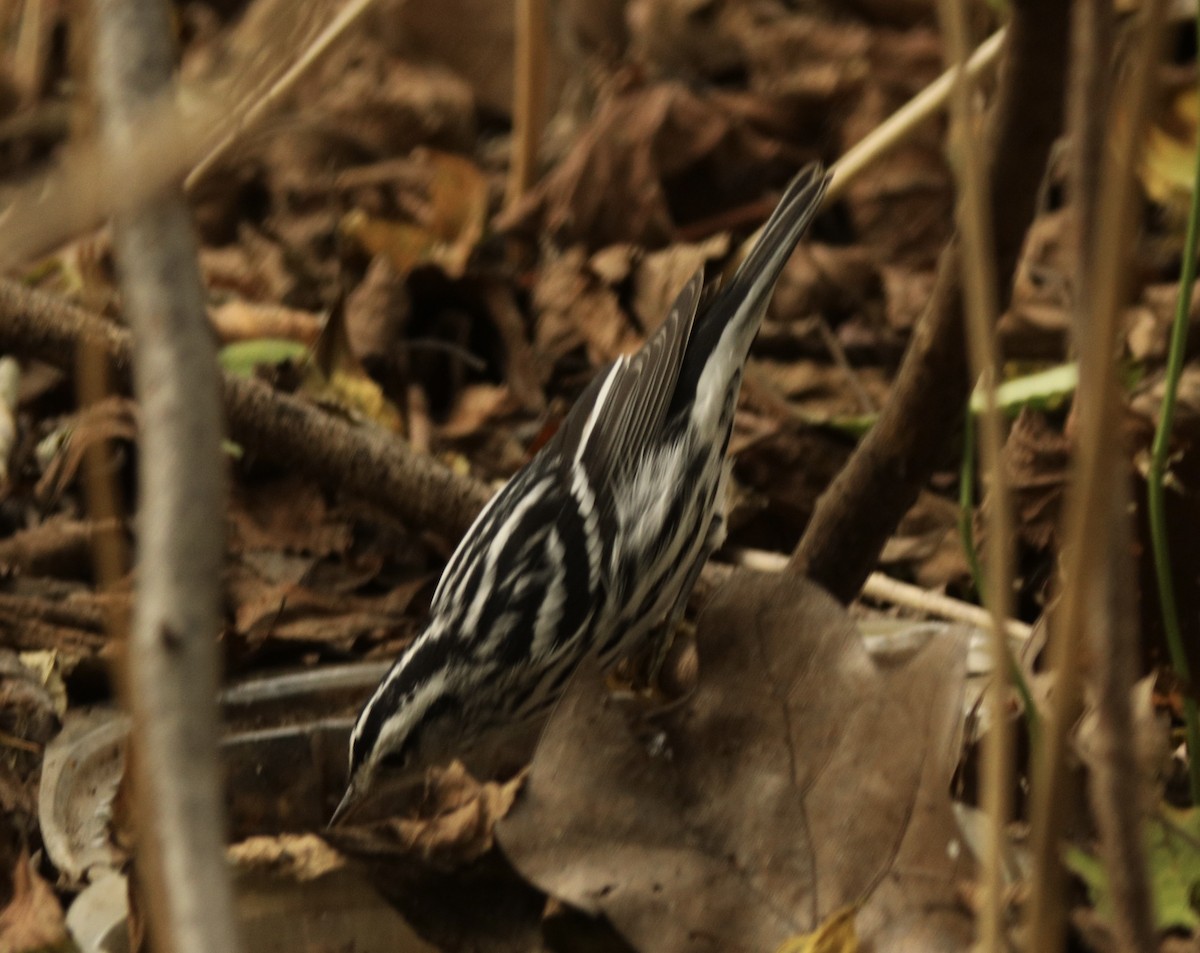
[0, 516, 125, 578]
[934, 2, 1016, 948]
[504, 0, 548, 210]
[1025, 0, 1164, 947]
[0, 0, 376, 270]
[825, 28, 1007, 205]
[735, 546, 1031, 640]
[792, 0, 1071, 602]
[737, 28, 1008, 253]
[0, 278, 493, 539]
[185, 0, 380, 191]
[94, 0, 242, 952]
[1073, 0, 1158, 947]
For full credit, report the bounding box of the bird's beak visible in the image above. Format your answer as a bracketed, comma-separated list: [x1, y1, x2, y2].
[328, 780, 362, 828]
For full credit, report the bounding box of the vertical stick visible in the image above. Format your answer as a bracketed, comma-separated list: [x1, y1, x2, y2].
[92, 0, 241, 951]
[1025, 1, 1163, 947]
[506, 0, 548, 210]
[934, 3, 1015, 949]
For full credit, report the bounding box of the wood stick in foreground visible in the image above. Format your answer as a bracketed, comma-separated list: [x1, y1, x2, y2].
[94, 0, 242, 948]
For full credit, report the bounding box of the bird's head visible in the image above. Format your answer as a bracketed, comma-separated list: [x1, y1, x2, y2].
[330, 640, 469, 826]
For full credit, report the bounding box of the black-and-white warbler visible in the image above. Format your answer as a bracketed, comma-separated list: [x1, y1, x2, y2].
[332, 163, 829, 824]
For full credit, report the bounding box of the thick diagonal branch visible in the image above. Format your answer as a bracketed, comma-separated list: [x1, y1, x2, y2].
[790, 0, 1071, 602]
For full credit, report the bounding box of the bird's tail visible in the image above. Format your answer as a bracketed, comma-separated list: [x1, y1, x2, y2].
[720, 162, 830, 348]
[669, 163, 829, 419]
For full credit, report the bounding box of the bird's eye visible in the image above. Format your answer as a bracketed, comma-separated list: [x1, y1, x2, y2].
[379, 747, 412, 772]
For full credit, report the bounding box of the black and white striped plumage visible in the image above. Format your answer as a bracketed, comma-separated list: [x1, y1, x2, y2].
[332, 164, 829, 823]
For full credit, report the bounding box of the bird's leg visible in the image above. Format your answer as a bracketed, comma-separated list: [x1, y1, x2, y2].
[635, 547, 713, 699]
[639, 466, 730, 692]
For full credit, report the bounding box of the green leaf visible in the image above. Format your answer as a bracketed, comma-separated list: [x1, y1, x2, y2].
[219, 339, 308, 377]
[1066, 806, 1200, 932]
[792, 411, 877, 438]
[969, 362, 1078, 416]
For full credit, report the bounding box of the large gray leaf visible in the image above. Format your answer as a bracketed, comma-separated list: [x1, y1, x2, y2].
[498, 570, 973, 953]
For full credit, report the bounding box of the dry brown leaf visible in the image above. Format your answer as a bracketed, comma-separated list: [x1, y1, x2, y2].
[753, 359, 889, 419]
[481, 284, 547, 413]
[345, 255, 411, 373]
[209, 300, 322, 346]
[738, 11, 872, 108]
[229, 478, 351, 558]
[1001, 409, 1071, 552]
[304, 299, 404, 433]
[498, 571, 972, 953]
[534, 247, 639, 365]
[228, 833, 346, 881]
[340, 150, 488, 280]
[500, 82, 797, 248]
[1134, 283, 1200, 362]
[627, 0, 748, 81]
[879, 491, 969, 588]
[1076, 677, 1169, 815]
[771, 244, 884, 325]
[36, 397, 138, 505]
[330, 762, 524, 867]
[0, 849, 71, 953]
[260, 47, 476, 198]
[632, 234, 730, 335]
[439, 385, 522, 440]
[199, 230, 295, 304]
[388, 0, 561, 117]
[1001, 211, 1072, 354]
[228, 565, 419, 652]
[1132, 363, 1200, 437]
[835, 27, 951, 268]
[881, 265, 937, 333]
[725, 422, 852, 549]
[588, 244, 638, 285]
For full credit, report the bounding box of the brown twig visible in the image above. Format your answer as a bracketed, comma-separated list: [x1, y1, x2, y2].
[1026, 0, 1162, 947]
[0, 278, 493, 539]
[0, 591, 110, 653]
[790, 0, 1071, 602]
[1074, 4, 1156, 950]
[505, 0, 549, 210]
[824, 28, 1007, 207]
[935, 1, 1016, 948]
[0, 516, 125, 578]
[94, 0, 242, 950]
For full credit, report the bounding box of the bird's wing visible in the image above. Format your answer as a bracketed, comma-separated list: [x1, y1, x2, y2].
[544, 269, 705, 511]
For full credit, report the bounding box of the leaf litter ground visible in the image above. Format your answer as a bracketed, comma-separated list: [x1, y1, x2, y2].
[0, 0, 1199, 950]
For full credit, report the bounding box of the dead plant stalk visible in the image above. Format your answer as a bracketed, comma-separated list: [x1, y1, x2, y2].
[1025, 0, 1164, 947]
[934, 2, 1017, 949]
[505, 0, 548, 209]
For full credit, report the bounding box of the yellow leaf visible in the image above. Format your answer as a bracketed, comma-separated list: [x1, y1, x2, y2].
[303, 298, 404, 433]
[1143, 88, 1199, 216]
[339, 151, 488, 279]
[774, 906, 859, 953]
